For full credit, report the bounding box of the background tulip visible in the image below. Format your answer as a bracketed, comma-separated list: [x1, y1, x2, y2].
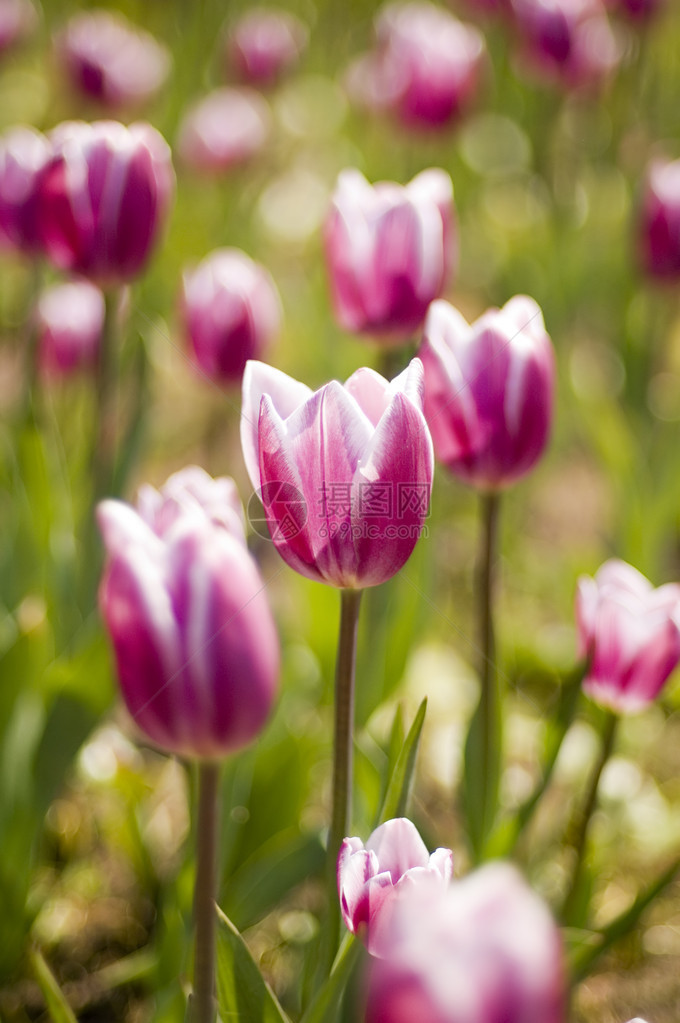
[240, 358, 434, 588]
[324, 167, 455, 343]
[226, 7, 308, 87]
[0, 125, 51, 254]
[0, 0, 37, 58]
[181, 248, 282, 385]
[176, 87, 270, 175]
[576, 559, 680, 714]
[419, 296, 555, 492]
[55, 10, 171, 111]
[98, 472, 280, 760]
[365, 863, 565, 1023]
[136, 464, 246, 542]
[638, 158, 680, 280]
[36, 279, 104, 379]
[38, 120, 174, 285]
[337, 817, 453, 956]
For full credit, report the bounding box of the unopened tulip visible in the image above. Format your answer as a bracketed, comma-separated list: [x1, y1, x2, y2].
[0, 0, 37, 58]
[639, 158, 680, 280]
[576, 559, 680, 714]
[365, 862, 565, 1023]
[240, 357, 434, 588]
[511, 0, 621, 90]
[181, 248, 282, 384]
[38, 120, 174, 285]
[136, 464, 246, 542]
[324, 167, 455, 343]
[226, 7, 308, 87]
[55, 10, 171, 111]
[177, 88, 270, 175]
[419, 296, 554, 491]
[98, 470, 279, 759]
[610, 0, 663, 19]
[36, 279, 104, 378]
[349, 2, 485, 130]
[0, 126, 51, 254]
[337, 817, 453, 956]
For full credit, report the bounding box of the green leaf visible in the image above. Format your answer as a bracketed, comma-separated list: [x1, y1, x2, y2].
[34, 694, 98, 816]
[378, 698, 427, 823]
[30, 948, 77, 1023]
[300, 934, 361, 1023]
[216, 906, 291, 1023]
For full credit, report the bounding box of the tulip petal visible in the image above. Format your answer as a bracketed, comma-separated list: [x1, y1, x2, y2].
[365, 818, 431, 882]
[241, 359, 312, 490]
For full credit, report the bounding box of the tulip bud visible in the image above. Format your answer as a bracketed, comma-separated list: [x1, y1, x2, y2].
[226, 7, 308, 87]
[240, 358, 434, 589]
[0, 125, 51, 255]
[610, 0, 663, 19]
[55, 10, 171, 111]
[324, 167, 455, 343]
[181, 248, 282, 385]
[365, 863, 565, 1023]
[0, 0, 37, 58]
[419, 296, 554, 492]
[337, 817, 453, 956]
[98, 468, 279, 760]
[36, 279, 105, 379]
[177, 87, 270, 175]
[576, 559, 680, 714]
[39, 120, 174, 285]
[638, 158, 680, 280]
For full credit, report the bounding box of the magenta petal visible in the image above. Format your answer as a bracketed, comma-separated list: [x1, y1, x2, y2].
[365, 818, 431, 881]
[240, 360, 312, 490]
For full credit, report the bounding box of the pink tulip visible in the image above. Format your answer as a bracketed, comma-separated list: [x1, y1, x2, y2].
[226, 7, 308, 87]
[98, 468, 279, 760]
[36, 279, 104, 378]
[365, 862, 565, 1023]
[38, 120, 174, 285]
[347, 2, 485, 130]
[136, 465, 246, 542]
[337, 817, 453, 956]
[55, 10, 171, 111]
[510, 0, 622, 90]
[324, 168, 455, 343]
[181, 248, 282, 385]
[638, 159, 680, 281]
[608, 0, 663, 19]
[0, 0, 37, 58]
[240, 358, 434, 589]
[176, 88, 270, 175]
[576, 559, 680, 714]
[0, 125, 51, 254]
[419, 296, 554, 492]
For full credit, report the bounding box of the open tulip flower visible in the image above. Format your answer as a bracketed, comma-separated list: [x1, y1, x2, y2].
[419, 296, 555, 492]
[98, 467, 279, 760]
[241, 358, 434, 589]
[337, 817, 453, 956]
[324, 167, 455, 343]
[576, 559, 680, 714]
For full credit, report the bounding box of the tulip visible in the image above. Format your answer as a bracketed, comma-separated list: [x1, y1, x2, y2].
[55, 10, 171, 111]
[36, 279, 105, 379]
[38, 120, 174, 285]
[240, 357, 434, 589]
[419, 296, 555, 492]
[226, 7, 308, 87]
[181, 248, 282, 385]
[97, 470, 279, 760]
[136, 464, 246, 542]
[510, 0, 621, 90]
[365, 862, 566, 1023]
[0, 125, 51, 254]
[324, 168, 455, 343]
[575, 559, 680, 714]
[337, 817, 453, 956]
[347, 2, 485, 130]
[610, 0, 663, 19]
[0, 0, 37, 58]
[638, 158, 680, 281]
[176, 87, 270, 175]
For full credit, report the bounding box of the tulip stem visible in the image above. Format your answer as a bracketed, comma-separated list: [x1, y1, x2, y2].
[561, 711, 618, 926]
[190, 760, 221, 1023]
[326, 587, 363, 975]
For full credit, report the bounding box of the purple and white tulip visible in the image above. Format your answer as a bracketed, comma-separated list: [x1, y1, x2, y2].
[36, 279, 105, 379]
[638, 158, 680, 281]
[337, 817, 453, 956]
[240, 358, 434, 589]
[419, 296, 555, 492]
[324, 167, 455, 344]
[0, 0, 37, 58]
[0, 126, 52, 255]
[576, 559, 680, 714]
[177, 88, 270, 175]
[226, 7, 308, 87]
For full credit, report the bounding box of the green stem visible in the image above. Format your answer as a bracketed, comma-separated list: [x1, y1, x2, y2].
[91, 289, 120, 504]
[190, 761, 221, 1023]
[561, 711, 618, 925]
[325, 588, 363, 975]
